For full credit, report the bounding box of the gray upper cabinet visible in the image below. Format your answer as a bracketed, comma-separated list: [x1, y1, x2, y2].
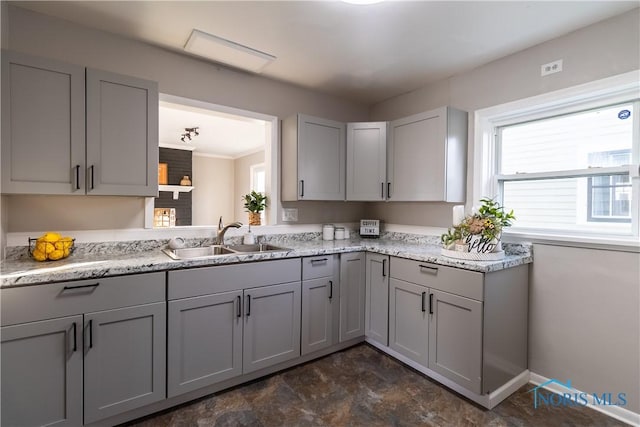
[86, 69, 158, 196]
[282, 114, 346, 201]
[1, 315, 83, 427]
[346, 122, 387, 201]
[167, 290, 243, 398]
[243, 282, 301, 373]
[428, 289, 482, 394]
[83, 302, 166, 424]
[387, 107, 467, 202]
[1, 51, 158, 197]
[365, 253, 389, 346]
[339, 252, 366, 341]
[1, 51, 86, 194]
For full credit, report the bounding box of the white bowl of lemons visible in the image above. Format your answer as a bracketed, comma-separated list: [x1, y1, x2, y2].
[29, 232, 75, 262]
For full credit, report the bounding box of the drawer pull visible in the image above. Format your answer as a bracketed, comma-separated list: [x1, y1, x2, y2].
[63, 283, 100, 291]
[236, 295, 242, 318]
[421, 292, 426, 312]
[418, 265, 438, 274]
[310, 258, 328, 264]
[329, 280, 333, 300]
[72, 322, 77, 352]
[429, 293, 434, 315]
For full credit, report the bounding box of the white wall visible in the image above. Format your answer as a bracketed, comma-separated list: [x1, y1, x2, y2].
[3, 5, 370, 232]
[234, 151, 265, 224]
[191, 155, 234, 227]
[369, 8, 640, 415]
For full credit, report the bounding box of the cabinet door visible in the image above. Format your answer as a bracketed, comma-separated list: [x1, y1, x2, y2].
[301, 278, 335, 355]
[1, 316, 83, 427]
[243, 282, 301, 374]
[1, 51, 85, 194]
[429, 289, 483, 394]
[365, 253, 389, 345]
[86, 69, 158, 196]
[387, 108, 446, 201]
[389, 279, 429, 366]
[346, 122, 387, 201]
[339, 251, 365, 341]
[84, 302, 166, 424]
[168, 291, 243, 397]
[298, 114, 345, 200]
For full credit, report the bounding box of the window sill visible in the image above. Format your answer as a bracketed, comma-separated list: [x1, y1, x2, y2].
[503, 230, 640, 253]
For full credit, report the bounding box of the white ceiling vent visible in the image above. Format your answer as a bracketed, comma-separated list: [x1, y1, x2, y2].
[184, 29, 276, 74]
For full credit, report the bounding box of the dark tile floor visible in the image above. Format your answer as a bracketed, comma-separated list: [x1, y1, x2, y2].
[124, 344, 625, 426]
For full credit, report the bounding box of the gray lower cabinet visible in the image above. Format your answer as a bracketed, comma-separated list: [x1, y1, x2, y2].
[388, 278, 429, 366]
[167, 291, 243, 398]
[301, 255, 339, 355]
[365, 253, 389, 345]
[301, 277, 335, 355]
[339, 252, 366, 341]
[83, 302, 166, 424]
[0, 272, 166, 426]
[244, 282, 302, 373]
[167, 258, 302, 396]
[428, 289, 482, 394]
[1, 315, 83, 427]
[388, 256, 528, 396]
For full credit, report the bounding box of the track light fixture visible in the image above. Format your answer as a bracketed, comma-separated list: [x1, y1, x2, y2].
[180, 127, 199, 143]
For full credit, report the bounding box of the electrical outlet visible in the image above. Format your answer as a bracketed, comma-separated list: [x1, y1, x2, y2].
[541, 59, 563, 76]
[282, 208, 298, 222]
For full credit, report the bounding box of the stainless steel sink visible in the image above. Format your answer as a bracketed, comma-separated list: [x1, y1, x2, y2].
[225, 243, 290, 253]
[162, 243, 291, 260]
[163, 245, 235, 260]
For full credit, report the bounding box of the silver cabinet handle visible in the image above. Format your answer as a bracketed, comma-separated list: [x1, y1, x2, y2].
[419, 264, 438, 274]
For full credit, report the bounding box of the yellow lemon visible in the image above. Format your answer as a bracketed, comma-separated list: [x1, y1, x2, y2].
[42, 232, 62, 243]
[60, 237, 74, 250]
[36, 241, 55, 254]
[54, 241, 65, 250]
[32, 249, 47, 262]
[63, 248, 71, 257]
[48, 249, 65, 261]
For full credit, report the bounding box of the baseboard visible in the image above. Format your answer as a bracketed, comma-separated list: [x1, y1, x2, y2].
[530, 372, 640, 427]
[365, 338, 528, 409]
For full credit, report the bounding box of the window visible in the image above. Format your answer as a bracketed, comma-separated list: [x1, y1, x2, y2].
[250, 163, 266, 224]
[475, 72, 639, 243]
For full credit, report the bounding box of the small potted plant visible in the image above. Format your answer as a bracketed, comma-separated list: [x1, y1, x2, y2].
[243, 191, 267, 226]
[441, 198, 515, 255]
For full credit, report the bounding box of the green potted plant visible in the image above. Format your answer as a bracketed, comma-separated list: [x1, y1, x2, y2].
[441, 198, 515, 254]
[243, 191, 267, 226]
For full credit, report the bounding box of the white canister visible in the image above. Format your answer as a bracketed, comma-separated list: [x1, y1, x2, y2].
[334, 227, 345, 240]
[322, 224, 335, 241]
[344, 228, 350, 239]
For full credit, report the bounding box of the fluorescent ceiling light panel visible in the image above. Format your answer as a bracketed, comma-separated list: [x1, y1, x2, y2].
[184, 29, 275, 73]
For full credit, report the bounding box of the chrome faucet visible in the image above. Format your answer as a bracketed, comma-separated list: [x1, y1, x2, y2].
[215, 216, 242, 245]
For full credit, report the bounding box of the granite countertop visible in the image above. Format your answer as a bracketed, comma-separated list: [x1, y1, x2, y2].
[0, 234, 533, 288]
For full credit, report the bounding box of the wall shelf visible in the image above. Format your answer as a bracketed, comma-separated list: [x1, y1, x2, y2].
[159, 185, 194, 200]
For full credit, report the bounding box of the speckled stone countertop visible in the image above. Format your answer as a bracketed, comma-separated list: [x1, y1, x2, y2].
[0, 232, 532, 288]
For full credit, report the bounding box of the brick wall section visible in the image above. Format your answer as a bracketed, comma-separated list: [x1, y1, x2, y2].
[155, 148, 192, 226]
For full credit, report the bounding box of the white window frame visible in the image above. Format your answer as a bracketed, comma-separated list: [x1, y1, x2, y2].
[473, 70, 640, 248]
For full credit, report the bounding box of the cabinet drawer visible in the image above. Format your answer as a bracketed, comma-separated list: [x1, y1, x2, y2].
[390, 257, 484, 301]
[0, 272, 166, 326]
[302, 255, 337, 280]
[168, 258, 301, 300]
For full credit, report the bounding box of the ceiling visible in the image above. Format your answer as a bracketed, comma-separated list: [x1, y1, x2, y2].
[11, 1, 638, 104]
[159, 102, 267, 158]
